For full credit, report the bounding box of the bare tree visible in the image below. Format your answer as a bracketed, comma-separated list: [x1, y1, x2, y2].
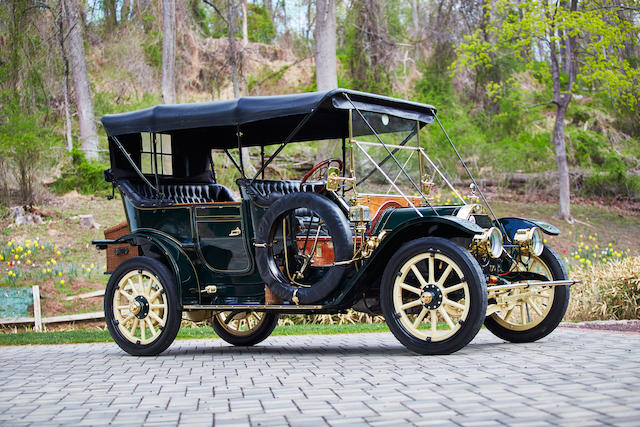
[63, 0, 99, 159]
[227, 0, 240, 98]
[314, 0, 337, 91]
[241, 0, 249, 47]
[57, 0, 73, 151]
[162, 0, 177, 104]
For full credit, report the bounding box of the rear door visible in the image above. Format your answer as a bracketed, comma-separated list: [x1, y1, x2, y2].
[195, 203, 253, 273]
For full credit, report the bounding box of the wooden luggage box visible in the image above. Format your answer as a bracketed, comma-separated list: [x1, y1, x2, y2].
[104, 222, 140, 273]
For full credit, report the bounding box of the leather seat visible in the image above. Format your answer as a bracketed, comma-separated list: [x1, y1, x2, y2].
[118, 180, 235, 206]
[236, 179, 323, 206]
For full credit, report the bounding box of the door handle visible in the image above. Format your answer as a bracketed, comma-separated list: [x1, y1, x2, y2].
[229, 227, 241, 237]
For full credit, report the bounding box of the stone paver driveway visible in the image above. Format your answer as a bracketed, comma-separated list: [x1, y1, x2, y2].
[0, 328, 639, 426]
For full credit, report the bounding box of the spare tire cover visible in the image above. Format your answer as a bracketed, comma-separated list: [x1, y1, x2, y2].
[255, 192, 353, 304]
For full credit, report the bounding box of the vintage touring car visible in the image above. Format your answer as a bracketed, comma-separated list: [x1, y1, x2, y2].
[94, 89, 579, 356]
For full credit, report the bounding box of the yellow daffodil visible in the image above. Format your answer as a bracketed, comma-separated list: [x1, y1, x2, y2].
[14, 255, 18, 260]
[47, 268, 51, 273]
[42, 269, 46, 274]
[86, 268, 91, 273]
[0, 255, 3, 261]
[40, 245, 44, 250]
[46, 261, 50, 265]
[51, 259, 56, 265]
[58, 272, 63, 276]
[56, 251, 61, 256]
[26, 259, 31, 265]
[60, 280, 65, 285]
[90, 263, 95, 268]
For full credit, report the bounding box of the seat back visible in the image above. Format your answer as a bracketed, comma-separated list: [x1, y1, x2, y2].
[118, 180, 235, 206]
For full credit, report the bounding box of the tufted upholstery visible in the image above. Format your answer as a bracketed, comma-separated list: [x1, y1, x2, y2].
[236, 179, 324, 206]
[118, 180, 235, 206]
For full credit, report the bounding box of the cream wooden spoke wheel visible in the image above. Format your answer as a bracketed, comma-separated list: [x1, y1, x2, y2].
[215, 311, 266, 336]
[381, 237, 487, 355]
[212, 311, 279, 346]
[484, 246, 570, 343]
[392, 252, 470, 342]
[105, 257, 181, 356]
[112, 270, 168, 345]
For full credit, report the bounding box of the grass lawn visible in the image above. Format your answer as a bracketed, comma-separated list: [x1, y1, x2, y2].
[0, 323, 391, 346]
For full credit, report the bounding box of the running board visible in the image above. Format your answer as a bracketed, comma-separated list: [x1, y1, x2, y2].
[487, 279, 581, 292]
[183, 304, 326, 311]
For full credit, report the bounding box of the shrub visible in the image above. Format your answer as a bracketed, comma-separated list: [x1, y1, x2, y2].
[50, 149, 110, 195]
[566, 256, 640, 321]
[582, 166, 639, 198]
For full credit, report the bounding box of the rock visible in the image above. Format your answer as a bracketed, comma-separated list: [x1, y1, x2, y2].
[79, 214, 100, 229]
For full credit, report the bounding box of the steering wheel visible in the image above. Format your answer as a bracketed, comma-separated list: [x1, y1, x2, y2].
[300, 158, 344, 185]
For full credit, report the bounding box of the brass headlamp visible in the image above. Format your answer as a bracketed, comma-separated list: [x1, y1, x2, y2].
[472, 227, 503, 258]
[513, 227, 544, 256]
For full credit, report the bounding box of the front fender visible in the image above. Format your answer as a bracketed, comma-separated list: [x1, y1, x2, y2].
[118, 230, 200, 306]
[498, 217, 560, 241]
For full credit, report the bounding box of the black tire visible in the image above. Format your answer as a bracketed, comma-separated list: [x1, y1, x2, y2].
[255, 192, 352, 304]
[105, 257, 181, 356]
[380, 237, 487, 355]
[484, 246, 570, 343]
[212, 312, 279, 346]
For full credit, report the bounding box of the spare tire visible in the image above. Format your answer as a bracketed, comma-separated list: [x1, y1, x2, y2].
[255, 192, 353, 304]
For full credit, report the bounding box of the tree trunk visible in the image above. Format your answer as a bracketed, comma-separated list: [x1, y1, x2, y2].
[162, 0, 177, 104]
[103, 0, 118, 31]
[553, 102, 572, 221]
[121, 0, 131, 23]
[63, 0, 99, 160]
[58, 1, 73, 152]
[241, 0, 248, 47]
[264, 0, 272, 19]
[227, 0, 240, 98]
[411, 0, 419, 38]
[314, 0, 337, 91]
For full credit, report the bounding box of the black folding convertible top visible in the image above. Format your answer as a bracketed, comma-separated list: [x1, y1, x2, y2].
[102, 89, 437, 148]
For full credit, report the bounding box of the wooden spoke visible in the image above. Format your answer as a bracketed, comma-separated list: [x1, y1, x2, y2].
[428, 256, 435, 284]
[413, 307, 428, 328]
[410, 265, 428, 288]
[430, 310, 437, 335]
[527, 298, 544, 316]
[399, 282, 422, 295]
[145, 318, 156, 336]
[443, 282, 465, 295]
[148, 310, 165, 326]
[119, 289, 134, 301]
[438, 306, 455, 329]
[443, 298, 465, 310]
[401, 299, 422, 311]
[521, 303, 528, 325]
[436, 264, 453, 287]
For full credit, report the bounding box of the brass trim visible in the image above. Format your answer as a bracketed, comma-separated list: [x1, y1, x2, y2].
[487, 279, 581, 292]
[183, 304, 325, 311]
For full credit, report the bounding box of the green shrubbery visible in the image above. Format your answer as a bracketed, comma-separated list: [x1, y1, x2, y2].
[50, 149, 110, 195]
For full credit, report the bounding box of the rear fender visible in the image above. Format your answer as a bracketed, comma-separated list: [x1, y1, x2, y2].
[116, 230, 199, 306]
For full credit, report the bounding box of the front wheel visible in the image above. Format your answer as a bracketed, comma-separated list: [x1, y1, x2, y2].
[484, 246, 570, 343]
[212, 311, 279, 346]
[381, 237, 487, 355]
[105, 257, 181, 356]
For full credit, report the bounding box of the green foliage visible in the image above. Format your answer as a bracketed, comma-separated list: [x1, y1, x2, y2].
[141, 30, 162, 70]
[50, 149, 110, 195]
[583, 167, 639, 199]
[0, 105, 57, 203]
[247, 4, 276, 43]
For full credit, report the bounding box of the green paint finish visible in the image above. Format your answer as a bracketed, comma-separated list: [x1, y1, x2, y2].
[374, 206, 472, 234]
[196, 204, 242, 217]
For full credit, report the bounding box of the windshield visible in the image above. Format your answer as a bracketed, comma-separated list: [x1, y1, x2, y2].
[349, 111, 468, 211]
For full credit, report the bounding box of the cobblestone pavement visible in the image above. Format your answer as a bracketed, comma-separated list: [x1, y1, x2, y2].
[1, 329, 639, 426]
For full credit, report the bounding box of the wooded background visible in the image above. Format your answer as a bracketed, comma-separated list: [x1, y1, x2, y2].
[0, 0, 638, 220]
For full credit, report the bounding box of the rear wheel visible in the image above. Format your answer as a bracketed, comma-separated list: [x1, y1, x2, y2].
[105, 257, 181, 356]
[212, 311, 279, 346]
[381, 237, 487, 355]
[484, 246, 570, 343]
